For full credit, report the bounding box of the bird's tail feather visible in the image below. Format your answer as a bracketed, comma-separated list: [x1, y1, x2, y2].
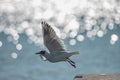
[63, 51, 79, 58]
[68, 51, 79, 56]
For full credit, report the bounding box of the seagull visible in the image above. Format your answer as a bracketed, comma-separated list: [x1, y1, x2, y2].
[36, 21, 79, 68]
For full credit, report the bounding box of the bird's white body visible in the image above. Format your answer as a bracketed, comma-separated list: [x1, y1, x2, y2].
[44, 51, 67, 62]
[43, 51, 79, 63]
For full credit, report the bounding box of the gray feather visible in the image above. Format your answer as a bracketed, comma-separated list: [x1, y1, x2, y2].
[41, 21, 66, 54]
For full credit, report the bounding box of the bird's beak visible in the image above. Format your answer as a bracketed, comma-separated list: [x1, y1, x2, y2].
[35, 52, 40, 55]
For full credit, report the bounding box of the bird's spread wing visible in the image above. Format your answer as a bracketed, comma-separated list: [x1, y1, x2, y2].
[41, 21, 66, 54]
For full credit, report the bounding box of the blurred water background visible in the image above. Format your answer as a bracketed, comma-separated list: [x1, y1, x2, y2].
[0, 0, 120, 80]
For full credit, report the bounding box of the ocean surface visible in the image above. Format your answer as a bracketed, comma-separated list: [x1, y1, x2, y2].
[0, 28, 120, 80]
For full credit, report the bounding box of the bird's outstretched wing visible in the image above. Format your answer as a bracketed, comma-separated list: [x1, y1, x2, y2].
[41, 21, 66, 54]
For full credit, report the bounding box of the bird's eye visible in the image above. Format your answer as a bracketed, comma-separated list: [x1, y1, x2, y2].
[41, 51, 45, 54]
[42, 51, 45, 54]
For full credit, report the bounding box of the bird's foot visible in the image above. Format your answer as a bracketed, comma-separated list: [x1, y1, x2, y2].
[71, 64, 76, 68]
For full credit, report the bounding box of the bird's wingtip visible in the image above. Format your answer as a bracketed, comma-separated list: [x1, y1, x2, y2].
[41, 19, 46, 25]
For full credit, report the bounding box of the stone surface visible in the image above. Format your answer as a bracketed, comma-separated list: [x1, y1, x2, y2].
[74, 74, 120, 80]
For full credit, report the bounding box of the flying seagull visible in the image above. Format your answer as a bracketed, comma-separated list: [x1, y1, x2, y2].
[36, 21, 79, 68]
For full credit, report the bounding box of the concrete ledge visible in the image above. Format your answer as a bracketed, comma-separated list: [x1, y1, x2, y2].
[74, 74, 120, 80]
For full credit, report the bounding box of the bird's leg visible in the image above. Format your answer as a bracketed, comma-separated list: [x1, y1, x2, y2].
[66, 58, 76, 68]
[67, 58, 75, 64]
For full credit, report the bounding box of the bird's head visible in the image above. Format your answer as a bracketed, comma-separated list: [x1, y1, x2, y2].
[35, 50, 47, 61]
[36, 50, 45, 55]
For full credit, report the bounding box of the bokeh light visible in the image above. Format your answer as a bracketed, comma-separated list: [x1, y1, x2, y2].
[69, 39, 76, 46]
[69, 31, 77, 38]
[110, 34, 119, 45]
[77, 35, 85, 42]
[108, 23, 114, 30]
[0, 41, 3, 47]
[97, 30, 104, 38]
[110, 40, 115, 45]
[111, 34, 119, 42]
[0, 0, 119, 52]
[11, 52, 18, 59]
[16, 44, 22, 51]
